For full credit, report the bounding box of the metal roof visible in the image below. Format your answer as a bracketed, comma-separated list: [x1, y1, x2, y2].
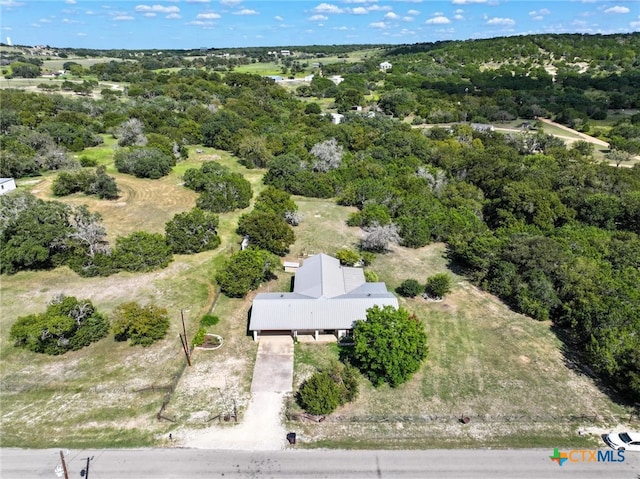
[249, 253, 399, 331]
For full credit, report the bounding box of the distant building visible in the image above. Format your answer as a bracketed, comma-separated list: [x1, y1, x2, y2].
[470, 123, 495, 133]
[0, 177, 16, 195]
[379, 61, 392, 71]
[328, 75, 344, 85]
[329, 113, 344, 124]
[280, 50, 291, 56]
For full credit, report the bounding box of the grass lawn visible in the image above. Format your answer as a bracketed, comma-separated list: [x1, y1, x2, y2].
[285, 209, 634, 449]
[1, 146, 635, 449]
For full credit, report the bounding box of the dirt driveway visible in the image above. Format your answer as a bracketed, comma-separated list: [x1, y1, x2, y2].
[179, 336, 294, 450]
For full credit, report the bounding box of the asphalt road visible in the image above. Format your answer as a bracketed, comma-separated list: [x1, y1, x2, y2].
[2, 448, 639, 479]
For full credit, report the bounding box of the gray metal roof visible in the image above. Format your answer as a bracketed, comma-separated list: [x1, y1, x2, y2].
[249, 253, 398, 331]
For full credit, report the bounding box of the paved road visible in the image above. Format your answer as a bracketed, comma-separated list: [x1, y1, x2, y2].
[2, 448, 638, 478]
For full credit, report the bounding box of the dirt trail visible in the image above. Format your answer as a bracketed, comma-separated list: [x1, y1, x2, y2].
[538, 118, 610, 146]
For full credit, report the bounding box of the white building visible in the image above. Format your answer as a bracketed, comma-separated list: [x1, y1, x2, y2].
[249, 254, 398, 340]
[0, 178, 16, 195]
[379, 61, 392, 71]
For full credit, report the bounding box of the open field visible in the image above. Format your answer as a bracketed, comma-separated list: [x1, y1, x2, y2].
[0, 150, 263, 447]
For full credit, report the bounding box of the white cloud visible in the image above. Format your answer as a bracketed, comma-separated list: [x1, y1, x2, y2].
[402, 16, 414, 22]
[454, 8, 463, 14]
[143, 12, 156, 17]
[385, 12, 399, 19]
[408, 9, 419, 15]
[309, 14, 328, 21]
[135, 5, 180, 14]
[604, 6, 630, 14]
[166, 13, 181, 19]
[188, 20, 213, 25]
[351, 7, 368, 14]
[65, 0, 76, 4]
[39, 18, 52, 23]
[113, 15, 134, 21]
[275, 15, 283, 21]
[454, 14, 463, 20]
[369, 21, 387, 28]
[487, 17, 515, 26]
[333, 26, 349, 30]
[313, 3, 343, 14]
[0, 0, 25, 5]
[452, 0, 487, 4]
[233, 8, 258, 15]
[188, 0, 211, 3]
[76, 32, 87, 36]
[426, 16, 451, 24]
[197, 12, 220, 19]
[368, 5, 392, 12]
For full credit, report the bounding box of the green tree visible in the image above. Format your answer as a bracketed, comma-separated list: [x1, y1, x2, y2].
[237, 210, 295, 256]
[111, 302, 170, 347]
[9, 295, 109, 355]
[352, 305, 428, 387]
[114, 147, 174, 179]
[215, 248, 279, 298]
[112, 231, 172, 272]
[165, 208, 221, 254]
[425, 273, 452, 299]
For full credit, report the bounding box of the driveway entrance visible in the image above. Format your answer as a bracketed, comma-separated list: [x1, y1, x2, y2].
[251, 335, 294, 393]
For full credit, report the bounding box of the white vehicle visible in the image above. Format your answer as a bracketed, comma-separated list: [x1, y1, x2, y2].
[604, 432, 640, 451]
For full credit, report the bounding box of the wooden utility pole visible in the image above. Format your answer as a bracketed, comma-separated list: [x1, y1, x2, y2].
[180, 309, 192, 366]
[59, 450, 69, 479]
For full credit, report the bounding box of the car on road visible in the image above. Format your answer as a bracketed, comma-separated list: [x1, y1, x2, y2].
[604, 431, 640, 451]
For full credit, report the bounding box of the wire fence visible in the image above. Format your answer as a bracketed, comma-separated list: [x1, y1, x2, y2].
[287, 411, 640, 425]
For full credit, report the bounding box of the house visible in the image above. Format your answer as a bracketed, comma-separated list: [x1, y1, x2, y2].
[0, 177, 16, 195]
[328, 112, 344, 124]
[379, 61, 392, 71]
[249, 253, 399, 340]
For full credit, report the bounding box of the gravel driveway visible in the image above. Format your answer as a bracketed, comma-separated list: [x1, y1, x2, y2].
[180, 336, 294, 450]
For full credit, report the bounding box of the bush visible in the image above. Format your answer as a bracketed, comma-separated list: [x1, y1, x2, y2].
[200, 314, 220, 327]
[425, 273, 452, 299]
[397, 279, 423, 297]
[335, 248, 360, 266]
[215, 248, 280, 298]
[111, 302, 170, 347]
[79, 156, 98, 167]
[9, 295, 109, 355]
[192, 327, 206, 347]
[297, 362, 359, 415]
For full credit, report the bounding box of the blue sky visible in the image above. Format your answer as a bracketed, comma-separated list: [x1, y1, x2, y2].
[1, 0, 638, 50]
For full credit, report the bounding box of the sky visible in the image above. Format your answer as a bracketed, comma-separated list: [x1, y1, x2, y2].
[0, 0, 638, 50]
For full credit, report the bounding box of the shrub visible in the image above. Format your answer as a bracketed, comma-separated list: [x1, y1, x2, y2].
[192, 327, 206, 347]
[200, 314, 220, 327]
[297, 362, 359, 415]
[111, 302, 170, 347]
[165, 208, 221, 254]
[397, 279, 423, 297]
[335, 248, 360, 266]
[425, 273, 452, 299]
